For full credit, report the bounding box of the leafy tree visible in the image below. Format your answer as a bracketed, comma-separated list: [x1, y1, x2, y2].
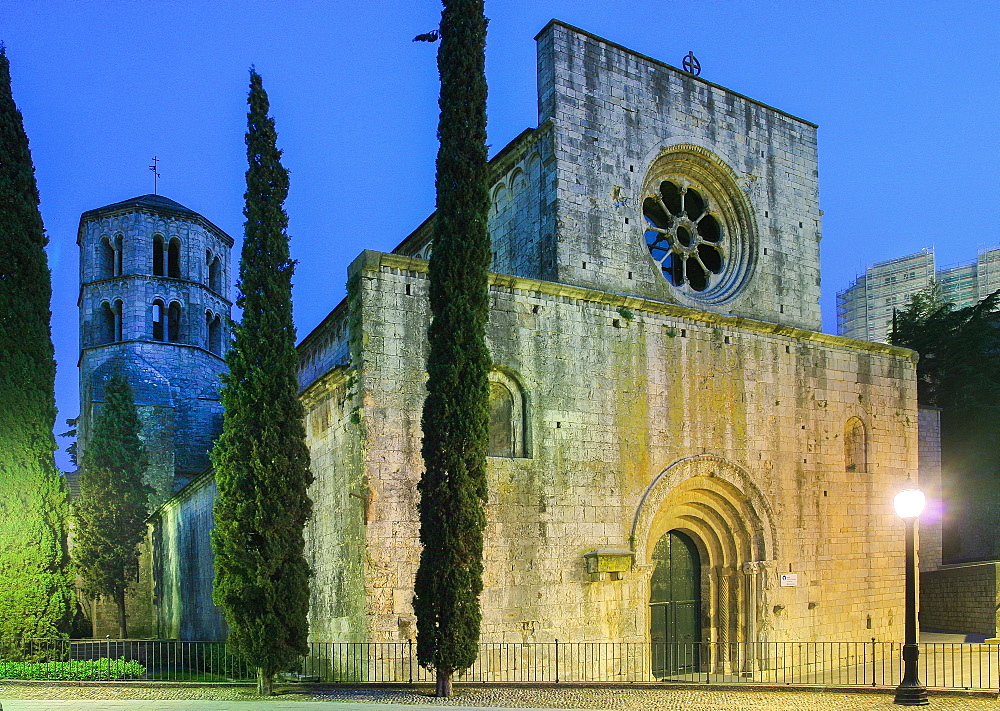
[74, 369, 151, 638]
[891, 284, 1000, 558]
[211, 69, 312, 697]
[0, 43, 75, 650]
[414, 0, 491, 698]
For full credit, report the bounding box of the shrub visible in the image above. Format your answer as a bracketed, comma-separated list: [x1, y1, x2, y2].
[0, 658, 145, 681]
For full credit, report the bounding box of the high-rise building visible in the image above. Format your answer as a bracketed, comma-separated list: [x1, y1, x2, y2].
[837, 247, 1000, 343]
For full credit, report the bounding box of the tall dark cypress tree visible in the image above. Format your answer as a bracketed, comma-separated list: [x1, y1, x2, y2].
[413, 0, 491, 698]
[211, 69, 312, 697]
[0, 44, 75, 650]
[74, 369, 151, 638]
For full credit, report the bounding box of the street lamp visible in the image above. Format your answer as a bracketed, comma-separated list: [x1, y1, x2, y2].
[893, 483, 928, 706]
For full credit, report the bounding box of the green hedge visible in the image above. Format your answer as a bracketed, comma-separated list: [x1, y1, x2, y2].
[0, 658, 145, 680]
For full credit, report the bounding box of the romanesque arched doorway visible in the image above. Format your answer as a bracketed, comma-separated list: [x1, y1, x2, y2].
[650, 529, 701, 676]
[631, 455, 778, 676]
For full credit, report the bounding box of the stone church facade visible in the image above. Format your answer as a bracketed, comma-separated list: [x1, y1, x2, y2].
[296, 21, 923, 648]
[127, 21, 933, 652]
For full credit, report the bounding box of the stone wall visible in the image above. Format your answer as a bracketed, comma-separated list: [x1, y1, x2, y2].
[535, 21, 822, 331]
[80, 343, 225, 500]
[299, 250, 917, 646]
[149, 472, 226, 641]
[920, 562, 1000, 636]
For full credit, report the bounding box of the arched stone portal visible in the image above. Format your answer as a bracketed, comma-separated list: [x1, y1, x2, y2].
[631, 455, 778, 675]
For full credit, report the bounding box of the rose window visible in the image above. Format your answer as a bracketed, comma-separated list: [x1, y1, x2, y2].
[643, 181, 726, 293]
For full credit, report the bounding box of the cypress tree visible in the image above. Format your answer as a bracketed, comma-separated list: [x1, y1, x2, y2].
[0, 43, 75, 651]
[73, 369, 151, 638]
[211, 69, 312, 697]
[413, 0, 491, 698]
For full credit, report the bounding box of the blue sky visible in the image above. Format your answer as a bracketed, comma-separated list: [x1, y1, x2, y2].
[1, 0, 997, 470]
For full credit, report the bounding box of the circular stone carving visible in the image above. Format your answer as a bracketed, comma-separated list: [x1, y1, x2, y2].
[641, 147, 756, 304]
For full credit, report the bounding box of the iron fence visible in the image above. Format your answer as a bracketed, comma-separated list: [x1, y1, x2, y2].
[2, 639, 999, 690]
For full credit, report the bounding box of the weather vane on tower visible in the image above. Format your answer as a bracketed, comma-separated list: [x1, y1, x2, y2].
[149, 156, 161, 195]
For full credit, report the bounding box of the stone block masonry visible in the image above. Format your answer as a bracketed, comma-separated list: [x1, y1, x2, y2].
[301, 249, 917, 648]
[921, 562, 1000, 636]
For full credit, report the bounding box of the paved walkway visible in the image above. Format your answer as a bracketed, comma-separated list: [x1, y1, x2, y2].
[0, 686, 997, 710]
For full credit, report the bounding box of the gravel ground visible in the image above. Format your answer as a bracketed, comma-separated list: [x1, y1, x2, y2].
[0, 683, 997, 710]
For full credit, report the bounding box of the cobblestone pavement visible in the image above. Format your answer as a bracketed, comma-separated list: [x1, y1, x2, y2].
[0, 684, 998, 710]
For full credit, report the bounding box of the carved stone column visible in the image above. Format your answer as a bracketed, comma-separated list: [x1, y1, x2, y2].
[718, 566, 737, 674]
[713, 565, 726, 674]
[757, 561, 776, 672]
[741, 561, 760, 675]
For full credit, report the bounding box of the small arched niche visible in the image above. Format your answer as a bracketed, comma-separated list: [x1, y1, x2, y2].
[845, 417, 868, 473]
[487, 369, 527, 458]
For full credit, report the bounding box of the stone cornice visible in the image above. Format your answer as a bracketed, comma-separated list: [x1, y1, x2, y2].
[355, 250, 917, 363]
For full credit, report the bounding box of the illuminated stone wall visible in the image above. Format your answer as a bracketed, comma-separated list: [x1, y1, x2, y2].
[300, 250, 916, 649]
[148, 473, 226, 641]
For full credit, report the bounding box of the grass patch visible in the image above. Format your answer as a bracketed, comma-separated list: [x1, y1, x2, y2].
[147, 670, 236, 682]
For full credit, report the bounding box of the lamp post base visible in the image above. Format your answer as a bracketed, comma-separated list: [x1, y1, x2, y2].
[894, 644, 928, 706]
[893, 679, 929, 706]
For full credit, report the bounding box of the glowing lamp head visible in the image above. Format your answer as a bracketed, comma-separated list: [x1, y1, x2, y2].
[894, 487, 926, 519]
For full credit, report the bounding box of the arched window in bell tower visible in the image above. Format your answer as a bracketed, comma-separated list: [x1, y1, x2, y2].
[207, 312, 222, 354]
[152, 235, 165, 276]
[113, 299, 123, 341]
[113, 234, 124, 276]
[209, 255, 222, 293]
[99, 238, 115, 280]
[152, 299, 165, 341]
[168, 238, 181, 278]
[100, 302, 116, 344]
[167, 301, 182, 342]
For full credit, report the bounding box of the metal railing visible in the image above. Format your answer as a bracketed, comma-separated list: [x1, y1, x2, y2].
[2, 639, 999, 690]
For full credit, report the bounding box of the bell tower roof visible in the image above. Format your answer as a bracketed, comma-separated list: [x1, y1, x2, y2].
[78, 194, 233, 246]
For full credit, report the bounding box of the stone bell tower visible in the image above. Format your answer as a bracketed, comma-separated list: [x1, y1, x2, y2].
[77, 194, 233, 505]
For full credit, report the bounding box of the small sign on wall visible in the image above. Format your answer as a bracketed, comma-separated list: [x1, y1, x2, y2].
[780, 573, 798, 587]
